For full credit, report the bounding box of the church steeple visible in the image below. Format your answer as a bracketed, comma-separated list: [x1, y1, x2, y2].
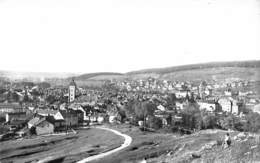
[68, 78, 77, 103]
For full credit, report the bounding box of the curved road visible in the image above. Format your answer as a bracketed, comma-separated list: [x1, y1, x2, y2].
[77, 126, 132, 163]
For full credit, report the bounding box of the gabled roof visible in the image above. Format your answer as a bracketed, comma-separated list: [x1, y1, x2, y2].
[10, 119, 27, 125]
[46, 115, 64, 123]
[28, 117, 40, 126]
[34, 117, 47, 126]
[37, 109, 59, 116]
[28, 117, 50, 127]
[60, 109, 82, 118]
[157, 105, 166, 111]
[7, 112, 26, 116]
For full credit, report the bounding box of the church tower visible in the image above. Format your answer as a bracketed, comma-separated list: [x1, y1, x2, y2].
[68, 79, 77, 103]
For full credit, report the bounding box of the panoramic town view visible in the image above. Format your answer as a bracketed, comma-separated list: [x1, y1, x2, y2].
[0, 0, 260, 163]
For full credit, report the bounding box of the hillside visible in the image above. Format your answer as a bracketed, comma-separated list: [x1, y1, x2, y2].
[1, 60, 259, 86]
[92, 125, 260, 163]
[126, 67, 260, 82]
[125, 60, 260, 82]
[71, 61, 260, 84]
[0, 71, 77, 82]
[127, 60, 260, 75]
[70, 72, 124, 81]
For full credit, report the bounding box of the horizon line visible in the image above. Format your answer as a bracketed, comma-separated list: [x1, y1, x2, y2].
[0, 59, 259, 75]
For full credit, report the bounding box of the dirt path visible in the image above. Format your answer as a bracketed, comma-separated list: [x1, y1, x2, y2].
[77, 126, 132, 163]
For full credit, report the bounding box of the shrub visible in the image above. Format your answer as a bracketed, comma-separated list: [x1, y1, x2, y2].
[180, 102, 202, 130]
[202, 114, 217, 129]
[147, 116, 162, 130]
[243, 112, 260, 132]
[218, 115, 237, 130]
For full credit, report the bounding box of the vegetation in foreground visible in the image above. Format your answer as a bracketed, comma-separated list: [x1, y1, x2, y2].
[92, 124, 260, 163]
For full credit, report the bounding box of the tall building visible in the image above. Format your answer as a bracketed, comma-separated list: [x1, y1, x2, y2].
[68, 79, 77, 103]
[198, 81, 207, 100]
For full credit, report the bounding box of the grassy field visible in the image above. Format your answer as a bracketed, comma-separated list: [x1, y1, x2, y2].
[1, 124, 259, 163]
[0, 128, 124, 163]
[91, 124, 260, 163]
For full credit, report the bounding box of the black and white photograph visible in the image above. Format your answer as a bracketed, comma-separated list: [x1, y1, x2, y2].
[0, 0, 259, 163]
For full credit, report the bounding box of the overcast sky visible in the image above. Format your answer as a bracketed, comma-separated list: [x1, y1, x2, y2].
[0, 0, 259, 73]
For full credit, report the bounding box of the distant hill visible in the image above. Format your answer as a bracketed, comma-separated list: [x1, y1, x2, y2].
[127, 60, 260, 75]
[124, 60, 260, 82]
[57, 72, 125, 87]
[70, 72, 124, 81]
[0, 71, 77, 82]
[65, 60, 260, 87]
[1, 60, 259, 86]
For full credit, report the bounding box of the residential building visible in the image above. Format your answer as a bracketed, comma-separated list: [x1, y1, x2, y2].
[0, 102, 23, 114]
[35, 118, 54, 135]
[5, 112, 27, 122]
[198, 102, 215, 112]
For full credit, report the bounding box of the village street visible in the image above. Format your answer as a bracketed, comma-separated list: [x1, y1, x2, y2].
[77, 126, 133, 163]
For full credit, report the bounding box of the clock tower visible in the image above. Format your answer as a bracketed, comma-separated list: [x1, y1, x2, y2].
[68, 79, 77, 103]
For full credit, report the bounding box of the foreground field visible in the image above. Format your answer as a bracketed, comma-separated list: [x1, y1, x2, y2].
[1, 124, 259, 163]
[92, 124, 260, 163]
[0, 128, 124, 163]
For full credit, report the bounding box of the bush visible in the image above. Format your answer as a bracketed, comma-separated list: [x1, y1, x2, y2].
[171, 126, 179, 133]
[217, 113, 260, 132]
[180, 102, 202, 130]
[202, 114, 217, 129]
[146, 116, 162, 130]
[0, 116, 5, 123]
[243, 112, 260, 132]
[219, 115, 237, 130]
[0, 126, 9, 135]
[216, 139, 223, 146]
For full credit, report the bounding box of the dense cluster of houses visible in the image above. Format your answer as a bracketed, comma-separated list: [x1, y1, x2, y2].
[114, 77, 250, 94]
[114, 78, 258, 109]
[1, 106, 85, 135]
[0, 77, 259, 138]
